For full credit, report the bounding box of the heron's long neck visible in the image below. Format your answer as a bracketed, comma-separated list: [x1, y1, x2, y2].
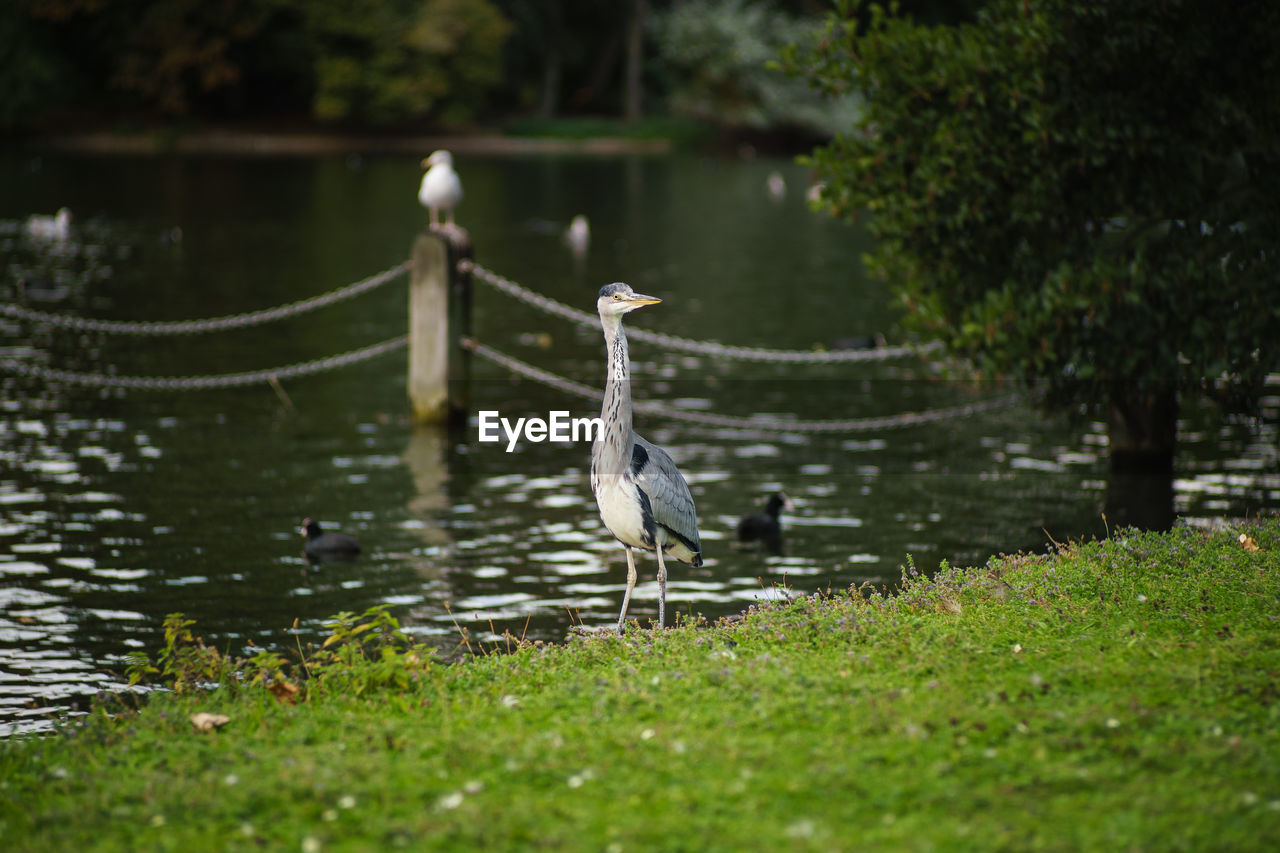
[598, 314, 633, 475]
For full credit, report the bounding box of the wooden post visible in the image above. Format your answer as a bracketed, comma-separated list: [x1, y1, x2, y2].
[408, 226, 472, 424]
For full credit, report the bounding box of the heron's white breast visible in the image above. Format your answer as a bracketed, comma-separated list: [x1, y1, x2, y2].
[593, 473, 650, 550]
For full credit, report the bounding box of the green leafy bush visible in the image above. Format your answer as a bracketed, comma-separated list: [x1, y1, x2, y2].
[784, 0, 1280, 465]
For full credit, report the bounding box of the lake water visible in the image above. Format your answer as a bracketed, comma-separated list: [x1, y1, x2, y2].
[2, 150, 1277, 736]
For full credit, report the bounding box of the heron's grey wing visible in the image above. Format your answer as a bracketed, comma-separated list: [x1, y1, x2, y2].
[632, 433, 701, 555]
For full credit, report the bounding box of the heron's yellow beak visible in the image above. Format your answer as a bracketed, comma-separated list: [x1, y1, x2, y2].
[627, 294, 661, 306]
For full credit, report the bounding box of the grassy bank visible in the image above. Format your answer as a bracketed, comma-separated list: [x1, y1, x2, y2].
[3, 522, 1279, 851]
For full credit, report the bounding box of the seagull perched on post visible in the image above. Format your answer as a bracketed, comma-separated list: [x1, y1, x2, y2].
[418, 150, 462, 227]
[590, 283, 703, 635]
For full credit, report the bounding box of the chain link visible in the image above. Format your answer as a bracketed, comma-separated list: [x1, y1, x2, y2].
[1, 336, 407, 391]
[461, 260, 939, 364]
[1, 262, 409, 336]
[461, 337, 1019, 433]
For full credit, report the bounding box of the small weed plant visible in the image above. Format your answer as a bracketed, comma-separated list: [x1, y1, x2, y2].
[123, 604, 439, 706]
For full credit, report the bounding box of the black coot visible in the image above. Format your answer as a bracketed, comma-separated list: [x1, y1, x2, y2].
[736, 493, 792, 552]
[301, 517, 361, 562]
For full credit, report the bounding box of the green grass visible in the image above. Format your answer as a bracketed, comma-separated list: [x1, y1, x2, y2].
[3, 521, 1280, 851]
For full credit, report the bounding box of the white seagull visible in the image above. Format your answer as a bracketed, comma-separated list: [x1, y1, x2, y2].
[25, 208, 72, 241]
[766, 171, 786, 202]
[418, 150, 462, 227]
[564, 214, 590, 258]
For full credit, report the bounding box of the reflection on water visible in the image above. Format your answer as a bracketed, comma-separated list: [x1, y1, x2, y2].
[2, 153, 1278, 736]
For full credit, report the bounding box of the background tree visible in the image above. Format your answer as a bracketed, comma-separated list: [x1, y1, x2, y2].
[497, 0, 566, 119]
[6, 0, 981, 132]
[19, 0, 274, 118]
[650, 0, 860, 137]
[624, 0, 648, 121]
[289, 0, 511, 125]
[785, 0, 1280, 480]
[10, 0, 511, 126]
[493, 1, 632, 119]
[0, 2, 74, 129]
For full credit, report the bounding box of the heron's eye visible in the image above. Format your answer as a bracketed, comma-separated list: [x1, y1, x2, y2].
[613, 293, 621, 300]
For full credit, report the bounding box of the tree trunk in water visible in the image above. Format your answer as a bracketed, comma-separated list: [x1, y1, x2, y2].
[1104, 386, 1176, 530]
[1107, 387, 1177, 472]
[623, 0, 647, 121]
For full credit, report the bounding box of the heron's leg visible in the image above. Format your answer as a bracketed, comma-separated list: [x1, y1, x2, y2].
[656, 547, 668, 630]
[616, 546, 637, 636]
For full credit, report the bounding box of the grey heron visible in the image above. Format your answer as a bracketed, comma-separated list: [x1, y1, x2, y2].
[590, 283, 703, 635]
[300, 518, 361, 562]
[418, 150, 462, 227]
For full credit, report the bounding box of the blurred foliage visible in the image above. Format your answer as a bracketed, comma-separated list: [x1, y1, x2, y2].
[785, 0, 1280, 459]
[649, 0, 860, 135]
[20, 0, 274, 118]
[0, 4, 73, 129]
[304, 0, 510, 124]
[11, 0, 510, 126]
[3, 0, 974, 133]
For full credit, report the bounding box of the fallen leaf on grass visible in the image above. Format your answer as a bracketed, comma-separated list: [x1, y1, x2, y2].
[190, 712, 231, 733]
[1239, 533, 1261, 553]
[268, 679, 301, 704]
